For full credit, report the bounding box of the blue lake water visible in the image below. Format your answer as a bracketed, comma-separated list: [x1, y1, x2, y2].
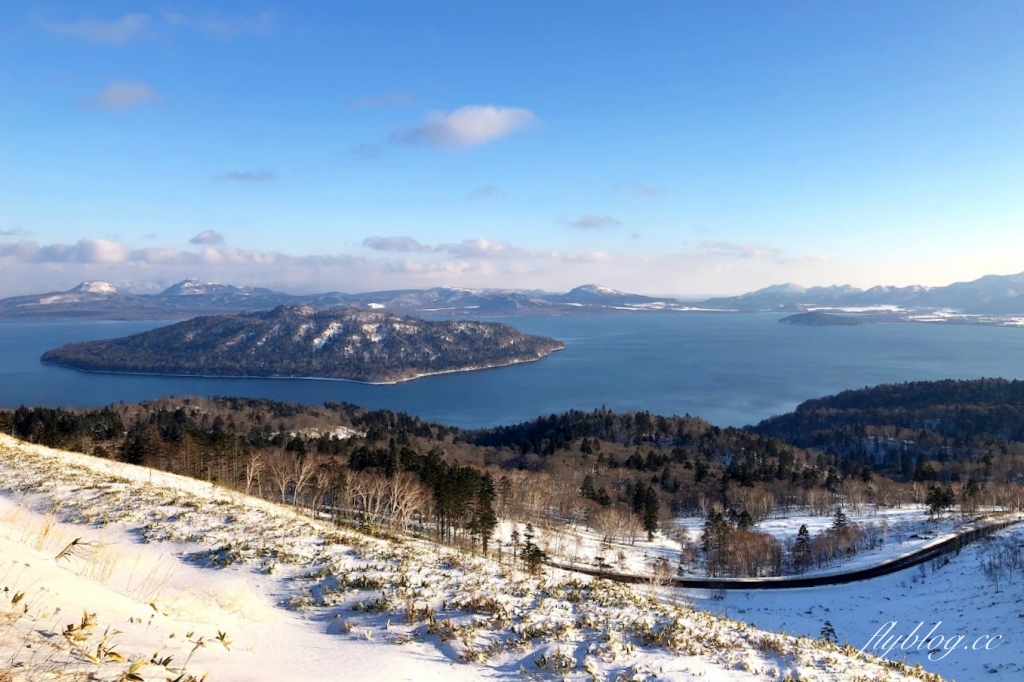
[1, 314, 1023, 428]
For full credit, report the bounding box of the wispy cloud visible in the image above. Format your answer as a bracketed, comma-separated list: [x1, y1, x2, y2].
[348, 91, 415, 109]
[615, 181, 663, 198]
[44, 14, 152, 45]
[699, 241, 781, 260]
[43, 11, 273, 44]
[362, 236, 433, 253]
[0, 228, 31, 237]
[0, 238, 132, 264]
[395, 105, 537, 149]
[215, 170, 276, 182]
[350, 143, 382, 160]
[562, 215, 622, 230]
[363, 235, 607, 263]
[190, 230, 225, 245]
[0, 235, 832, 297]
[160, 10, 274, 39]
[467, 185, 504, 199]
[440, 239, 531, 260]
[81, 82, 161, 109]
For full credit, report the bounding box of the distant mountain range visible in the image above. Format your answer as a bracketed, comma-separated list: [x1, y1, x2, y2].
[41, 305, 564, 383]
[0, 280, 698, 319]
[700, 273, 1024, 315]
[6, 269, 1024, 321]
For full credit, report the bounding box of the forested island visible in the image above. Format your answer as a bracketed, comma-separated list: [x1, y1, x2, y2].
[40, 305, 564, 383]
[779, 311, 867, 326]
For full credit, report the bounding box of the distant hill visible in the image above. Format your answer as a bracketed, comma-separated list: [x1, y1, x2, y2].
[40, 305, 565, 383]
[0, 280, 694, 320]
[751, 378, 1024, 481]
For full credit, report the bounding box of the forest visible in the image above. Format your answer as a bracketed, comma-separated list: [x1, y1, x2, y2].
[2, 378, 1022, 578]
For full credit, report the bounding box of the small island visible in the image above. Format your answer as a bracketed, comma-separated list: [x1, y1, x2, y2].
[779, 311, 867, 326]
[41, 305, 564, 384]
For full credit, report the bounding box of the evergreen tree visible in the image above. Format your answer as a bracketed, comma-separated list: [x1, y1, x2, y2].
[793, 524, 812, 573]
[522, 523, 545, 575]
[473, 474, 498, 553]
[642, 487, 660, 541]
[832, 506, 848, 532]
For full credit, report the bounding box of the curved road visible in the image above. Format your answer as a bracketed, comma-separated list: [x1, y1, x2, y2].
[545, 515, 1021, 590]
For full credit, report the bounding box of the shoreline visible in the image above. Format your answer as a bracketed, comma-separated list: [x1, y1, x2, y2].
[39, 345, 564, 386]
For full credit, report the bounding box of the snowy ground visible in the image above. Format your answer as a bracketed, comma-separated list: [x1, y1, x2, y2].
[528, 506, 972, 580]
[0, 434, 951, 682]
[689, 521, 1024, 682]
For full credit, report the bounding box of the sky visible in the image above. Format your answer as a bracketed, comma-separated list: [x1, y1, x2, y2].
[2, 1, 1023, 297]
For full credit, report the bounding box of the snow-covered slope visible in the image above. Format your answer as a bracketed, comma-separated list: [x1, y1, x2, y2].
[0, 434, 948, 682]
[68, 280, 119, 295]
[693, 521, 1024, 681]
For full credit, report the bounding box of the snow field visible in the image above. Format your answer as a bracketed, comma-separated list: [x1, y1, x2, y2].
[0, 434, 950, 681]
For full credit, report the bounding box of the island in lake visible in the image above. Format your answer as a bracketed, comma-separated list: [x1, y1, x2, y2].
[40, 305, 564, 383]
[779, 311, 868, 326]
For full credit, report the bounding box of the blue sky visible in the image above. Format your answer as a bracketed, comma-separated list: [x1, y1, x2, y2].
[2, 1, 1023, 296]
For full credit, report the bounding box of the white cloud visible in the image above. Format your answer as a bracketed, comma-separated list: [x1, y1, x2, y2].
[362, 236, 433, 253]
[0, 235, 838, 298]
[82, 82, 161, 110]
[190, 230, 225, 245]
[161, 10, 274, 39]
[44, 14, 152, 44]
[562, 215, 622, 230]
[76, 239, 133, 264]
[396, 105, 537, 148]
[1, 238, 131, 264]
[440, 239, 531, 260]
[43, 11, 273, 45]
[699, 241, 782, 260]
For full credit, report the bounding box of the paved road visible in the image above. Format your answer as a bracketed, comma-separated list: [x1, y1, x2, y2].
[546, 515, 1021, 590]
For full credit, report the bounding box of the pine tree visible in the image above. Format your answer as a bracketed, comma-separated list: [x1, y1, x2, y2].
[522, 523, 545, 575]
[832, 506, 848, 532]
[820, 620, 837, 644]
[473, 474, 498, 553]
[793, 524, 812, 573]
[580, 474, 598, 501]
[641, 486, 660, 541]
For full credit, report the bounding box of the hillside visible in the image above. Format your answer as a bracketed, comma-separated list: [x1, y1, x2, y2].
[0, 433, 949, 682]
[39, 305, 564, 383]
[752, 378, 1024, 483]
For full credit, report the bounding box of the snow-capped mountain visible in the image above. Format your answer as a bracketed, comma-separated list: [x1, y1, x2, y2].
[699, 270, 1024, 314]
[0, 281, 693, 319]
[68, 280, 119, 295]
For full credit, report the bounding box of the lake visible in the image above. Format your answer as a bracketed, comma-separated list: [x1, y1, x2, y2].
[1, 314, 1023, 428]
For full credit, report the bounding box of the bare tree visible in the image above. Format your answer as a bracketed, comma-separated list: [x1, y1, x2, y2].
[244, 452, 264, 497]
[265, 450, 294, 504]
